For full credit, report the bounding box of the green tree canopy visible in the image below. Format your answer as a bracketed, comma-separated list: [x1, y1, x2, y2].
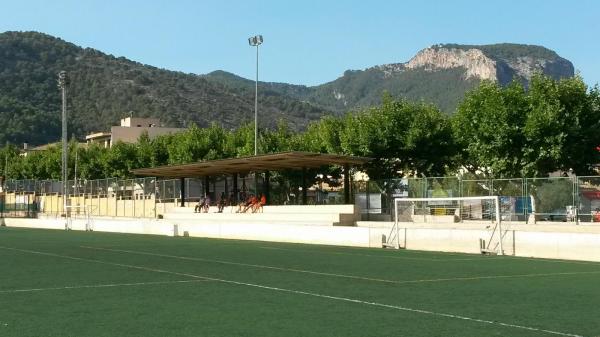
[340, 97, 456, 179]
[453, 75, 600, 177]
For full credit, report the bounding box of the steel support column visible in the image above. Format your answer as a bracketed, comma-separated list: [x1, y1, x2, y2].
[302, 167, 307, 205]
[232, 173, 238, 203]
[263, 171, 270, 204]
[179, 178, 185, 207]
[344, 164, 350, 204]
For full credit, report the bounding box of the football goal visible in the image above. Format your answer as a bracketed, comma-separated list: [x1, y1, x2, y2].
[65, 205, 94, 231]
[386, 196, 504, 255]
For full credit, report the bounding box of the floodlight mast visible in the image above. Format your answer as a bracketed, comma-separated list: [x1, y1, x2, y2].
[248, 35, 263, 156]
[58, 71, 68, 227]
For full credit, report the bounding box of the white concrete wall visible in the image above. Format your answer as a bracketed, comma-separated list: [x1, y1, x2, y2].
[360, 221, 600, 262]
[5, 218, 600, 262]
[3, 217, 370, 247]
[178, 222, 371, 247]
[514, 231, 600, 261]
[5, 217, 173, 236]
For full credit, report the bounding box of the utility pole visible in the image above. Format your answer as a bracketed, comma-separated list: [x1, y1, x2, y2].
[74, 143, 78, 198]
[4, 141, 8, 181]
[248, 35, 263, 156]
[58, 71, 68, 229]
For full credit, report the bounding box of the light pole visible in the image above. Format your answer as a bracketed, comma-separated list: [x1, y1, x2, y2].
[248, 35, 263, 156]
[58, 71, 68, 227]
[74, 142, 78, 198]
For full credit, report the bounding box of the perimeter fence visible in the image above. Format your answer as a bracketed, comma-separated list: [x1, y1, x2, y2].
[354, 176, 600, 223]
[2, 175, 600, 223]
[0, 174, 334, 219]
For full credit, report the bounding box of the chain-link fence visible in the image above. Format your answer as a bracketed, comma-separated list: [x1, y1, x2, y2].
[1, 175, 288, 218]
[355, 176, 592, 224]
[577, 176, 600, 223]
[1, 175, 598, 223]
[2, 177, 161, 218]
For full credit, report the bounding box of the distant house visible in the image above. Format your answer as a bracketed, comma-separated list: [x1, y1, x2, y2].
[86, 117, 184, 148]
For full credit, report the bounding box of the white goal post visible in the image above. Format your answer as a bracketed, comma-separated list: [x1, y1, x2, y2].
[64, 205, 94, 231]
[388, 196, 503, 255]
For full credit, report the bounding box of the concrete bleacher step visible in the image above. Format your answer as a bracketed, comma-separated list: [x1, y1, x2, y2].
[163, 211, 342, 222]
[171, 205, 357, 214]
[165, 218, 336, 227]
[163, 205, 359, 226]
[162, 213, 344, 226]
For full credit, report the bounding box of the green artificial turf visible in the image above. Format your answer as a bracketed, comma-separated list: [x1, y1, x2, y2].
[1, 226, 599, 337]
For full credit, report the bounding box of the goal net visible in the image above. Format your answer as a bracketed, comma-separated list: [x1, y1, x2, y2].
[387, 196, 504, 254]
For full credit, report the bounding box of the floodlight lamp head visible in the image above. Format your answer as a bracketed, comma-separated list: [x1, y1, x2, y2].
[58, 71, 68, 88]
[248, 35, 263, 46]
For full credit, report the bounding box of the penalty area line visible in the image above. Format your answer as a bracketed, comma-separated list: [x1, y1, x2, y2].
[258, 246, 600, 266]
[81, 245, 600, 286]
[0, 245, 583, 337]
[257, 245, 497, 261]
[0, 279, 211, 294]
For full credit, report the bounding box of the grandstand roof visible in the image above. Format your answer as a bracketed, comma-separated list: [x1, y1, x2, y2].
[131, 151, 371, 178]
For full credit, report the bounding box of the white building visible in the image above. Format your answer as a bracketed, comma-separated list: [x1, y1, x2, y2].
[86, 117, 184, 148]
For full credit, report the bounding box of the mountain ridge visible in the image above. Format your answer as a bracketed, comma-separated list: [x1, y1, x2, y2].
[0, 31, 575, 145]
[206, 43, 574, 113]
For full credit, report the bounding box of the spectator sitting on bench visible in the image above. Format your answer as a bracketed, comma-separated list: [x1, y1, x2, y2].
[253, 193, 266, 213]
[217, 192, 227, 213]
[242, 194, 258, 213]
[235, 195, 249, 213]
[194, 196, 206, 213]
[237, 194, 256, 213]
[203, 195, 211, 213]
[228, 192, 236, 213]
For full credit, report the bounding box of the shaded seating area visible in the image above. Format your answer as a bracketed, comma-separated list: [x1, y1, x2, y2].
[132, 151, 371, 208]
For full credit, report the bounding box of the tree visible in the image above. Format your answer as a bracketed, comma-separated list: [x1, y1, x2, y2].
[225, 123, 254, 158]
[453, 75, 600, 178]
[452, 81, 528, 177]
[259, 120, 294, 154]
[340, 97, 456, 179]
[104, 141, 138, 178]
[78, 143, 109, 180]
[299, 116, 344, 154]
[553, 78, 600, 175]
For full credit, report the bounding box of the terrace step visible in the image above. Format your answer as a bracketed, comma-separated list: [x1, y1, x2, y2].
[166, 218, 335, 227]
[162, 205, 359, 226]
[170, 205, 357, 214]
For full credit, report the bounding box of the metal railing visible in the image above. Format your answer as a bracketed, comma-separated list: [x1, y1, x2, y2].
[2, 175, 599, 223]
[355, 176, 599, 224]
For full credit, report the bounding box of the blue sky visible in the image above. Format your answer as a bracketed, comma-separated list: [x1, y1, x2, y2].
[0, 0, 598, 86]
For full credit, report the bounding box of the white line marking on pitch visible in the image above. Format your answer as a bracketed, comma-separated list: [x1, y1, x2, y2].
[81, 245, 600, 285]
[258, 245, 600, 266]
[0, 245, 583, 337]
[0, 279, 210, 294]
[257, 245, 498, 261]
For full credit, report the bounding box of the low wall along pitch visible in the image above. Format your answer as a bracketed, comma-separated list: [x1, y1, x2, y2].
[4, 204, 600, 263]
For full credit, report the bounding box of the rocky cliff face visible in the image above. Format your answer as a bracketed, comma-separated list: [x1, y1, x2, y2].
[316, 43, 575, 114]
[406, 47, 497, 80]
[376, 44, 574, 85]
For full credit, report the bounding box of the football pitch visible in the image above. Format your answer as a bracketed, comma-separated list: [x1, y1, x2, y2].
[1, 227, 599, 337]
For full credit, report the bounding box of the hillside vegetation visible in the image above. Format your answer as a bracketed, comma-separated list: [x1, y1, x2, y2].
[0, 31, 575, 146]
[3, 75, 599, 182]
[0, 31, 327, 146]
